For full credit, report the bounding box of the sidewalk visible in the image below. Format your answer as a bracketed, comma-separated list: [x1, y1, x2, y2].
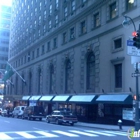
[43, 118, 133, 132]
[75, 122, 133, 132]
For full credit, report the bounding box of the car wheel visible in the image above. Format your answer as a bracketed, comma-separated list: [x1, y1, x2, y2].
[46, 118, 50, 123]
[39, 118, 42, 121]
[56, 119, 60, 125]
[28, 116, 31, 120]
[70, 123, 74, 126]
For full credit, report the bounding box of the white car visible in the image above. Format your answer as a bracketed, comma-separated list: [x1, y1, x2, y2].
[12, 106, 26, 118]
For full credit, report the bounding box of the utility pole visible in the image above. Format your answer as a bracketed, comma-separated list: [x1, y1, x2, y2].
[133, 27, 140, 131]
[135, 62, 140, 131]
[123, 15, 140, 131]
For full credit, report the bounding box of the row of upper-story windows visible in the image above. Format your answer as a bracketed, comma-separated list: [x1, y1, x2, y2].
[11, 33, 123, 69]
[10, 11, 123, 57]
[10, 0, 136, 46]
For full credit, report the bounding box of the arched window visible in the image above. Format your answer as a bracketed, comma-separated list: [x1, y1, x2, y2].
[87, 52, 95, 90]
[65, 59, 71, 93]
[50, 64, 54, 93]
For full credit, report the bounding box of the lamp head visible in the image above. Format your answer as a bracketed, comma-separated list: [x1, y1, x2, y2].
[122, 16, 131, 28]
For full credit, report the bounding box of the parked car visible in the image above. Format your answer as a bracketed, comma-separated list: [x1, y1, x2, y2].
[22, 106, 44, 121]
[46, 110, 78, 126]
[1, 109, 7, 117]
[12, 106, 26, 118]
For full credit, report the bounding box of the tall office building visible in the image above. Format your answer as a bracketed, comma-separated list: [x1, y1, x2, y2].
[8, 0, 139, 124]
[0, 5, 11, 94]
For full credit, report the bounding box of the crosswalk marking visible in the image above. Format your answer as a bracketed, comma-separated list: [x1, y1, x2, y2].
[16, 132, 37, 138]
[53, 130, 79, 137]
[0, 133, 13, 139]
[0, 129, 127, 139]
[69, 130, 98, 137]
[103, 131, 127, 136]
[35, 131, 58, 137]
[85, 130, 116, 136]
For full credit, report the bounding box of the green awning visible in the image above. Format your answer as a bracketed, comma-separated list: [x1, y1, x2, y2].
[96, 94, 132, 104]
[69, 95, 96, 103]
[52, 95, 70, 102]
[39, 95, 54, 101]
[22, 96, 30, 101]
[29, 96, 41, 101]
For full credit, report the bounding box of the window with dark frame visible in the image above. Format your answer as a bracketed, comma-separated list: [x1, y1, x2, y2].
[65, 59, 71, 93]
[63, 32, 67, 43]
[50, 64, 54, 93]
[110, 2, 116, 19]
[86, 52, 95, 90]
[29, 72, 32, 94]
[53, 38, 57, 48]
[36, 48, 39, 57]
[70, 27, 75, 39]
[115, 63, 122, 88]
[47, 41, 50, 52]
[41, 45, 45, 54]
[64, 7, 68, 18]
[28, 52, 30, 62]
[126, 0, 134, 11]
[114, 38, 122, 49]
[71, 0, 75, 12]
[32, 51, 34, 60]
[38, 69, 42, 94]
[94, 13, 100, 27]
[81, 20, 86, 34]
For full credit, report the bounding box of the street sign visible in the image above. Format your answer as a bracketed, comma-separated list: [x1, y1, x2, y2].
[131, 73, 140, 77]
[127, 40, 140, 56]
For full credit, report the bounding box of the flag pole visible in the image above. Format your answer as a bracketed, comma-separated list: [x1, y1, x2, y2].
[7, 62, 26, 83]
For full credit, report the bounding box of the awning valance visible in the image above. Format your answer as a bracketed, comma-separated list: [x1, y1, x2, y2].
[39, 95, 54, 101]
[22, 96, 30, 101]
[29, 96, 41, 101]
[69, 95, 96, 103]
[52, 95, 70, 102]
[96, 94, 132, 104]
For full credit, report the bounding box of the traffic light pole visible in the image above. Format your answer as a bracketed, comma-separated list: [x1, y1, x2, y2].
[135, 62, 140, 131]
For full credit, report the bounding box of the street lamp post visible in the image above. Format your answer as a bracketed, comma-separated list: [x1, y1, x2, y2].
[122, 15, 140, 131]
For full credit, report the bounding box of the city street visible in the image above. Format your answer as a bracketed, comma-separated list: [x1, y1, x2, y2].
[0, 116, 134, 140]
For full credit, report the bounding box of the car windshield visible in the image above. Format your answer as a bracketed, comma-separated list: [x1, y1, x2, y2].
[60, 112, 73, 116]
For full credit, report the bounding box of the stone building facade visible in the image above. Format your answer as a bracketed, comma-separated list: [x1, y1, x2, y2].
[6, 0, 140, 124]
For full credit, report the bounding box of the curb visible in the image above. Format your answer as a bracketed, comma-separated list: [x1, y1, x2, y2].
[75, 124, 127, 132]
[42, 119, 129, 132]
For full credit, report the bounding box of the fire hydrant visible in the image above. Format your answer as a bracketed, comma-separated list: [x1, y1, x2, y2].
[118, 119, 122, 130]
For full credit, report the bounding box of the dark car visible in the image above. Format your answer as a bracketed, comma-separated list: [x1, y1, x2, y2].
[46, 110, 78, 126]
[22, 106, 44, 121]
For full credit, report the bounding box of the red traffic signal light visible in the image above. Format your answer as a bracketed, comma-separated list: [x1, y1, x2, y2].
[132, 31, 137, 37]
[133, 31, 140, 49]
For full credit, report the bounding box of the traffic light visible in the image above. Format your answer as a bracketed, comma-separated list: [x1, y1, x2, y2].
[132, 31, 140, 49]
